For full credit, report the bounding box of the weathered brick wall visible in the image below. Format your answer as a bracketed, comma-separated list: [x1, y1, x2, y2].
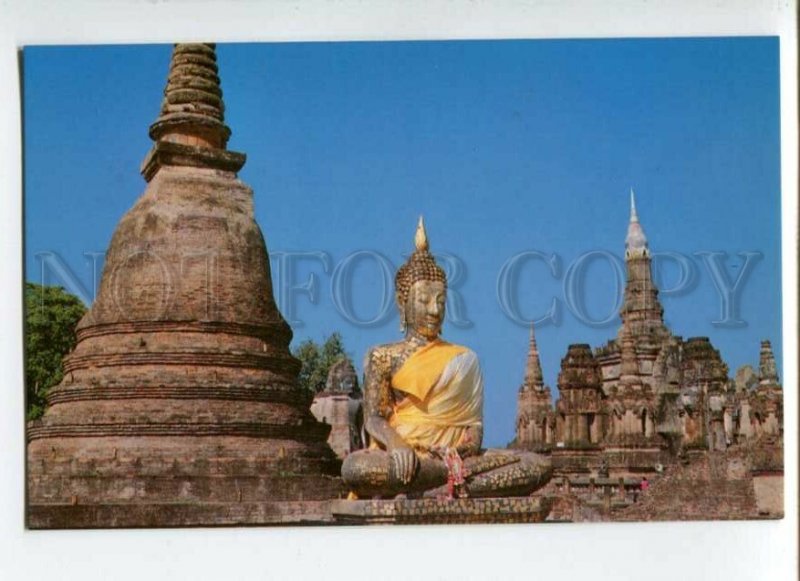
[615, 450, 765, 521]
[545, 492, 604, 523]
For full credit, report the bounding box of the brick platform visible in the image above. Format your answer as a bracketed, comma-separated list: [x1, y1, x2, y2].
[616, 451, 778, 522]
[27, 500, 338, 529]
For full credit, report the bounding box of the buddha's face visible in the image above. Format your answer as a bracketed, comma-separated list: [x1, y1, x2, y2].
[405, 280, 446, 339]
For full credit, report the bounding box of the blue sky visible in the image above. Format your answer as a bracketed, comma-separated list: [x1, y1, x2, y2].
[23, 38, 782, 447]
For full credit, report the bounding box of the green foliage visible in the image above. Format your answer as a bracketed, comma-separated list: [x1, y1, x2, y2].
[292, 332, 349, 393]
[25, 283, 86, 421]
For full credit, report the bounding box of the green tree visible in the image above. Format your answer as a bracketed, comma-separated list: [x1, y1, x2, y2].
[25, 283, 86, 421]
[292, 332, 349, 393]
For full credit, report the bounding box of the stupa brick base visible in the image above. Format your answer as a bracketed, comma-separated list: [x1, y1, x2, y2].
[330, 496, 553, 525]
[27, 500, 343, 529]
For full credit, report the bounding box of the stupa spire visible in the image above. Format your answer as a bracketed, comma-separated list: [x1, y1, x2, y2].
[619, 188, 667, 339]
[758, 340, 780, 385]
[514, 323, 553, 448]
[141, 43, 245, 181]
[625, 188, 648, 258]
[523, 323, 545, 391]
[149, 43, 228, 146]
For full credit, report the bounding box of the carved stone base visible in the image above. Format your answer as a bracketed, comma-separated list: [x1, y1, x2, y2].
[330, 496, 552, 525]
[29, 496, 554, 528]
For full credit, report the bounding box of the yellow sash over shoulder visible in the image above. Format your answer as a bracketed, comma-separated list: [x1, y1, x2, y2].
[391, 340, 467, 401]
[389, 340, 483, 451]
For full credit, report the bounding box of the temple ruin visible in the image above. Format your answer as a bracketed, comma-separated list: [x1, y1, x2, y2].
[310, 358, 364, 459]
[25, 44, 782, 527]
[513, 191, 783, 519]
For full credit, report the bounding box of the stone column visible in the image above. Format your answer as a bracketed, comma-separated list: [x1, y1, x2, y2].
[590, 415, 600, 443]
[580, 414, 590, 442]
[624, 409, 633, 435]
[765, 412, 779, 436]
[739, 402, 753, 439]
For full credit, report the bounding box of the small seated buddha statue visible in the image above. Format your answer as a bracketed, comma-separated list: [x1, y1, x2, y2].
[341, 218, 552, 499]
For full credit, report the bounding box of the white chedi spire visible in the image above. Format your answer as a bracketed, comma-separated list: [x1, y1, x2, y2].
[625, 188, 648, 257]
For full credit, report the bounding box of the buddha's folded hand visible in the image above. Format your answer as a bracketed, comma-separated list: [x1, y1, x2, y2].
[390, 444, 417, 484]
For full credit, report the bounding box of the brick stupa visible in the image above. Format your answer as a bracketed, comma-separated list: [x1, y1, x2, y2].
[27, 44, 342, 528]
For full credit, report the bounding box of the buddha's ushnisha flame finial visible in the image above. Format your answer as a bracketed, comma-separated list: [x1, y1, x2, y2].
[395, 216, 447, 309]
[415, 215, 429, 252]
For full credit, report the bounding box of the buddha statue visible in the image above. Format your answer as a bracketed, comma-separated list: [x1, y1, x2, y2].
[341, 218, 552, 499]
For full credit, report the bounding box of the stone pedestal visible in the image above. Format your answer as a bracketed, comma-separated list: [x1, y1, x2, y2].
[330, 497, 553, 525]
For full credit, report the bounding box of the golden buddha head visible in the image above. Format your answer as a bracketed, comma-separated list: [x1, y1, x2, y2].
[395, 217, 447, 338]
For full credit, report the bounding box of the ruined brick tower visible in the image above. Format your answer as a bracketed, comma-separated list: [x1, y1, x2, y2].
[515, 324, 554, 450]
[619, 189, 669, 342]
[511, 190, 783, 519]
[556, 345, 605, 445]
[310, 358, 364, 459]
[596, 191, 665, 452]
[750, 340, 783, 438]
[27, 44, 341, 527]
